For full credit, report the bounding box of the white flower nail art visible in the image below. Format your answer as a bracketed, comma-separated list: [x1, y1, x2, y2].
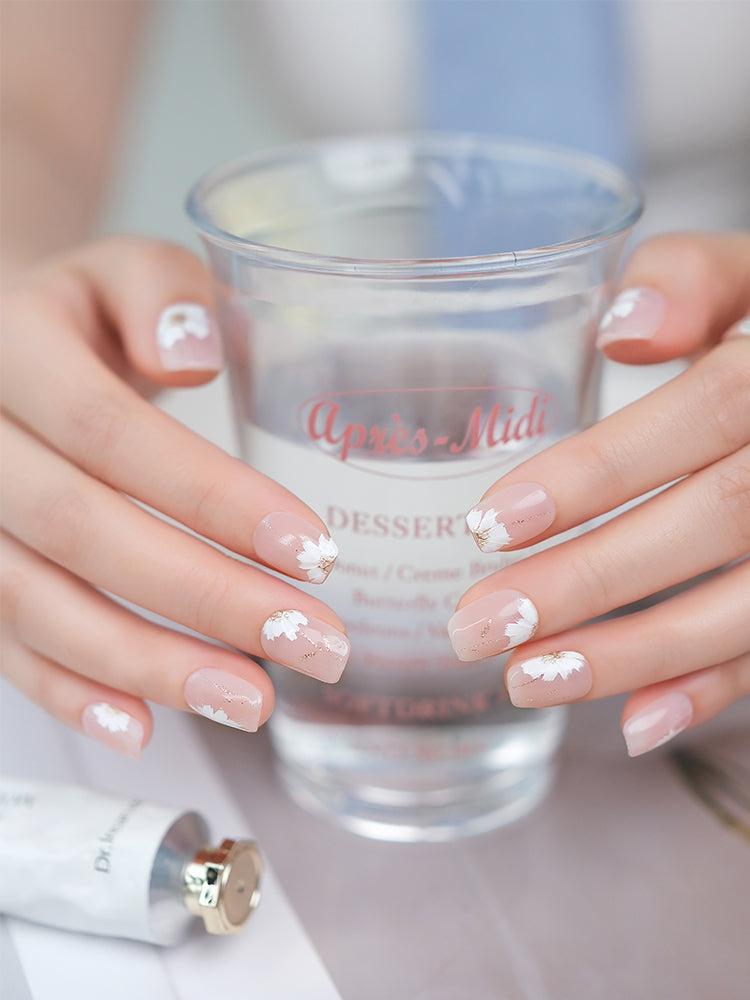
[466, 508, 512, 552]
[520, 650, 587, 683]
[600, 288, 643, 329]
[91, 702, 132, 734]
[157, 303, 211, 351]
[297, 533, 339, 583]
[195, 704, 245, 730]
[504, 598, 539, 646]
[262, 609, 309, 641]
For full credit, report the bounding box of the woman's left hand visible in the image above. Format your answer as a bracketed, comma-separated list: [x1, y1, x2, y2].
[448, 232, 750, 756]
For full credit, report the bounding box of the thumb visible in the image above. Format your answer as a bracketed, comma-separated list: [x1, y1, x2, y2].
[596, 231, 750, 365]
[79, 236, 224, 387]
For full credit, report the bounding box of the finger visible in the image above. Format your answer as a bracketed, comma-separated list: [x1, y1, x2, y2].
[0, 530, 275, 738]
[1, 420, 350, 683]
[2, 249, 339, 583]
[501, 558, 750, 708]
[464, 337, 750, 552]
[595, 231, 750, 363]
[451, 442, 750, 652]
[620, 653, 750, 757]
[1, 638, 152, 760]
[11, 237, 224, 384]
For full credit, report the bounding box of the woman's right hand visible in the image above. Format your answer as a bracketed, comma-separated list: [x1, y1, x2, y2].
[1, 237, 348, 758]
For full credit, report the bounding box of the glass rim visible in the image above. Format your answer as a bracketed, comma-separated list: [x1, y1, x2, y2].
[186, 131, 643, 278]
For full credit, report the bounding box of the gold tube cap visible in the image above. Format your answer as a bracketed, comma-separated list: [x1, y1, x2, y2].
[183, 839, 262, 934]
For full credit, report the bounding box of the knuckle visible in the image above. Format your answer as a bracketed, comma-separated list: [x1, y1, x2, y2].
[707, 458, 750, 547]
[565, 543, 622, 616]
[67, 394, 129, 476]
[32, 487, 91, 565]
[691, 360, 750, 452]
[181, 562, 232, 637]
[187, 476, 232, 536]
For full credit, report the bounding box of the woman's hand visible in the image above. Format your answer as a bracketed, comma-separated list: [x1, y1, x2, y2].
[1, 237, 348, 758]
[448, 233, 750, 755]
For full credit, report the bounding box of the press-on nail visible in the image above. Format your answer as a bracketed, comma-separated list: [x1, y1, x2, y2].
[623, 693, 693, 757]
[260, 610, 349, 682]
[448, 590, 538, 662]
[506, 651, 592, 707]
[82, 702, 144, 759]
[156, 302, 223, 371]
[253, 512, 338, 584]
[466, 483, 555, 552]
[184, 668, 263, 732]
[596, 287, 666, 347]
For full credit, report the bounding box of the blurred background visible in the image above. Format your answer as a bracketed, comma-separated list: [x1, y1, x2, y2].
[102, 0, 750, 245]
[92, 0, 750, 440]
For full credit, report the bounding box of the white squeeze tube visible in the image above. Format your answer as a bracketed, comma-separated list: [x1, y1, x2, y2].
[0, 778, 262, 945]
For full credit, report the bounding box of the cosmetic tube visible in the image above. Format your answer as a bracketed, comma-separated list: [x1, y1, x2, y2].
[0, 778, 262, 945]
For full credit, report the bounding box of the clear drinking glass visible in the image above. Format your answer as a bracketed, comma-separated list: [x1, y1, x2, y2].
[188, 133, 642, 842]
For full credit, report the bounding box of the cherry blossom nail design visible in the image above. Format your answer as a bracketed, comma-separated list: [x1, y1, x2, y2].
[506, 650, 592, 707]
[253, 512, 339, 584]
[156, 302, 223, 371]
[466, 482, 555, 552]
[596, 287, 665, 347]
[260, 610, 350, 682]
[82, 702, 144, 759]
[448, 590, 539, 662]
[184, 668, 263, 732]
[623, 693, 693, 757]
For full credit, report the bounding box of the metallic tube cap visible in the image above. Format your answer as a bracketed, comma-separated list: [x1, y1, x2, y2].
[182, 839, 262, 934]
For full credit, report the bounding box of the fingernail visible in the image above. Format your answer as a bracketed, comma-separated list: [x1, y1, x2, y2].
[81, 702, 144, 759]
[506, 650, 592, 707]
[596, 287, 666, 348]
[184, 668, 263, 732]
[253, 512, 338, 584]
[623, 692, 693, 757]
[156, 302, 223, 371]
[467, 482, 555, 552]
[260, 610, 350, 682]
[448, 590, 538, 662]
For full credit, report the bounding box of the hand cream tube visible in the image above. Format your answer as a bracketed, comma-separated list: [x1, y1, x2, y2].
[0, 778, 262, 945]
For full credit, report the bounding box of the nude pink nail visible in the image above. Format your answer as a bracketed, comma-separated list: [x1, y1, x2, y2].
[156, 302, 223, 371]
[183, 668, 263, 732]
[260, 610, 350, 682]
[466, 482, 555, 552]
[506, 651, 592, 707]
[81, 702, 144, 759]
[623, 693, 693, 757]
[253, 512, 339, 584]
[596, 287, 666, 348]
[448, 590, 538, 662]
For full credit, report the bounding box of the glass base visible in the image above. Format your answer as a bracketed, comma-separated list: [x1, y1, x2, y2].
[275, 757, 556, 843]
[270, 709, 566, 843]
